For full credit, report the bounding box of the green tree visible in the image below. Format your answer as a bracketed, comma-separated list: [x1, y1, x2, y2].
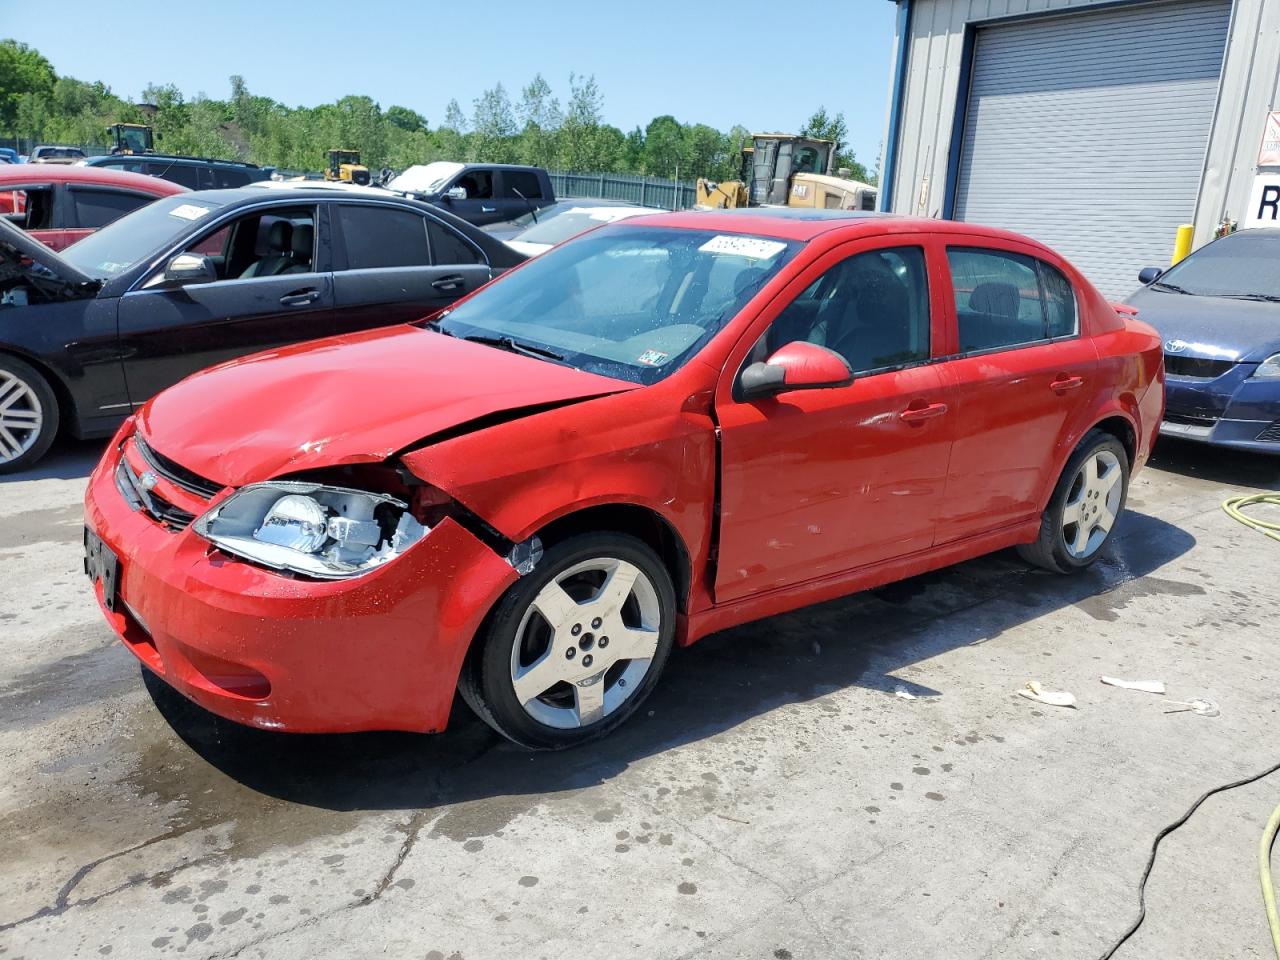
[799, 106, 869, 183]
[469, 83, 516, 162]
[0, 40, 55, 132]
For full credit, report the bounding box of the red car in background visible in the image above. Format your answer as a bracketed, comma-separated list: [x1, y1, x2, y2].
[84, 210, 1164, 749]
[1, 164, 185, 250]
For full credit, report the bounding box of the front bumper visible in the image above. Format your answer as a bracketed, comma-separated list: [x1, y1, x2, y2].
[83, 427, 517, 733]
[1160, 363, 1280, 455]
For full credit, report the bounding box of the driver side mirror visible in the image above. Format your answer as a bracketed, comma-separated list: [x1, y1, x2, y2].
[162, 253, 216, 287]
[1137, 266, 1163, 285]
[445, 185, 467, 201]
[739, 341, 853, 400]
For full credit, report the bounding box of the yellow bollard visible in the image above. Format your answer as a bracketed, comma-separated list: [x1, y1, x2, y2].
[1171, 224, 1194, 265]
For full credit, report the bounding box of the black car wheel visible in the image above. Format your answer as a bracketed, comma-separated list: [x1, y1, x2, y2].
[0, 355, 59, 473]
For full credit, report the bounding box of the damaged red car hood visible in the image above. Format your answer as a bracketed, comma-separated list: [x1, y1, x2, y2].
[137, 325, 637, 486]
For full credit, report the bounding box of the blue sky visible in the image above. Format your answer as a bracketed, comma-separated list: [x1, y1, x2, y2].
[4, 0, 898, 170]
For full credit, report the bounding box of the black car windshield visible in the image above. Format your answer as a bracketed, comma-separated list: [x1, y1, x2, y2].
[433, 225, 800, 384]
[1155, 231, 1280, 299]
[60, 194, 228, 278]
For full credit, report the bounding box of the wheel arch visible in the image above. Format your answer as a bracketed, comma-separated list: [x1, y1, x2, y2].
[531, 502, 693, 615]
[1037, 407, 1140, 515]
[0, 346, 75, 437]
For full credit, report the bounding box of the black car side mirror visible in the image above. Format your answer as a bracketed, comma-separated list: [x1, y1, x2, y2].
[1138, 266, 1163, 285]
[162, 253, 217, 287]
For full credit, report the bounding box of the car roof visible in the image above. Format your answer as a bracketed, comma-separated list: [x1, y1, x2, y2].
[0, 163, 188, 195]
[86, 153, 262, 169]
[625, 208, 1051, 247]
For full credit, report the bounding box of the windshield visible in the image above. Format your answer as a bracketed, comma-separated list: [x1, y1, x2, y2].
[515, 207, 656, 246]
[434, 225, 800, 384]
[1154, 231, 1280, 299]
[389, 162, 464, 195]
[60, 195, 227, 278]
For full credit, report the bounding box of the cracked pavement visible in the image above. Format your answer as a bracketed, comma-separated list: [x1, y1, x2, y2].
[1, 437, 1278, 959]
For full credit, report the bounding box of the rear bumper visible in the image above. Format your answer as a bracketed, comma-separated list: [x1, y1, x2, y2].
[83, 429, 517, 733]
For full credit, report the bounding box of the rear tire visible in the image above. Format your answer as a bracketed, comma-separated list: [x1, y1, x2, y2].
[459, 532, 675, 750]
[0, 355, 59, 474]
[1017, 429, 1129, 574]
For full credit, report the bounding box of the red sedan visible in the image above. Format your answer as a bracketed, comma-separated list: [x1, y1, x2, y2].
[84, 210, 1164, 748]
[1, 163, 185, 250]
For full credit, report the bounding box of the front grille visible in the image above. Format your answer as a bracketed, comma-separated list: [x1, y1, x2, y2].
[1164, 411, 1219, 427]
[1257, 421, 1280, 442]
[1164, 355, 1235, 379]
[134, 433, 223, 498]
[115, 457, 197, 531]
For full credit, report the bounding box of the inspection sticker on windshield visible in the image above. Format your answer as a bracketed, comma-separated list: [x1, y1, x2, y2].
[636, 349, 669, 366]
[699, 235, 787, 260]
[168, 203, 210, 221]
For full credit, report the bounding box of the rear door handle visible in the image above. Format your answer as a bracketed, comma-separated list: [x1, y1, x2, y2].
[1050, 375, 1085, 391]
[899, 401, 949, 424]
[481, 206, 496, 213]
[431, 275, 466, 292]
[279, 288, 319, 307]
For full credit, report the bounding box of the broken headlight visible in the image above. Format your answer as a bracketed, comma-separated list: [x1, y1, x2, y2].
[193, 482, 427, 580]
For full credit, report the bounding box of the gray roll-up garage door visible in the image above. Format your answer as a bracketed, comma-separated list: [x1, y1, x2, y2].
[953, 0, 1231, 299]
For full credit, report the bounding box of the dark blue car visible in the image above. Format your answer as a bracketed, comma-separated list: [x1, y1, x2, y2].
[1128, 229, 1280, 455]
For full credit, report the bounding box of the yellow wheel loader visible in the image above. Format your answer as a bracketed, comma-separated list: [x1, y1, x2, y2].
[695, 133, 877, 212]
[325, 150, 371, 186]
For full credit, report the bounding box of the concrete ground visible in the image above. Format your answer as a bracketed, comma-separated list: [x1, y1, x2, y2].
[1, 436, 1278, 960]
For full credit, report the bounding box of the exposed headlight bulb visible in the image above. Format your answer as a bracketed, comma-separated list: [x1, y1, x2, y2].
[254, 494, 329, 552]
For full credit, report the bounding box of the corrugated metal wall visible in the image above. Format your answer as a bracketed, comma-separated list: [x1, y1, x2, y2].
[884, 0, 1280, 254]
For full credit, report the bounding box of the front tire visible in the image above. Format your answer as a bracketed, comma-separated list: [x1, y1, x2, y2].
[459, 532, 676, 750]
[1018, 429, 1129, 573]
[0, 355, 59, 474]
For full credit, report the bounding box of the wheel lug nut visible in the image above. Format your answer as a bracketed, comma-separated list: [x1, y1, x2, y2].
[582, 654, 594, 668]
[565, 648, 575, 659]
[591, 617, 602, 629]
[571, 624, 582, 636]
[599, 637, 609, 648]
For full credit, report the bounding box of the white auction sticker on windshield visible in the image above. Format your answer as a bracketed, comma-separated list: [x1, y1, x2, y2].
[168, 203, 211, 221]
[698, 235, 787, 260]
[636, 349, 669, 366]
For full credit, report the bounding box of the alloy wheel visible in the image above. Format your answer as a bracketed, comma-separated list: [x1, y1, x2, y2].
[1061, 449, 1123, 559]
[0, 370, 43, 465]
[509, 557, 662, 730]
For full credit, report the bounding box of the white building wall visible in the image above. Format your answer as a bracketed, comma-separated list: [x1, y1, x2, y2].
[883, 0, 1280, 250]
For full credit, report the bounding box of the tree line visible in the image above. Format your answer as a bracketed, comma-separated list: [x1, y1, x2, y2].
[0, 39, 874, 184]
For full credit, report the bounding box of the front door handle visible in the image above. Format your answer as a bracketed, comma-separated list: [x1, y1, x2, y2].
[279, 288, 319, 307]
[899, 401, 949, 424]
[1050, 374, 1085, 392]
[431, 275, 465, 292]
[481, 205, 496, 213]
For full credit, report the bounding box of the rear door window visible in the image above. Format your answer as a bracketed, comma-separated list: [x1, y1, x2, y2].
[146, 162, 200, 190]
[336, 204, 430, 269]
[70, 188, 154, 229]
[947, 248, 1077, 353]
[501, 170, 543, 200]
[426, 219, 483, 265]
[213, 167, 252, 189]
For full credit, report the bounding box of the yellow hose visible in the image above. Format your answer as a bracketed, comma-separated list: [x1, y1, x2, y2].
[1264, 800, 1280, 960]
[1223, 493, 1280, 956]
[1223, 493, 1280, 543]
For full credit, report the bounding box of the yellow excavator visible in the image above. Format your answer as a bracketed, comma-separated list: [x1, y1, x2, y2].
[324, 149, 371, 186]
[696, 133, 878, 212]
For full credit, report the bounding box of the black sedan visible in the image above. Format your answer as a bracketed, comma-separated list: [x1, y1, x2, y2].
[1128, 228, 1280, 455]
[0, 184, 524, 471]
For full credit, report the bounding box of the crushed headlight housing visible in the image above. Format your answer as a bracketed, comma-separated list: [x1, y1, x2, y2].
[1253, 353, 1280, 378]
[193, 481, 427, 580]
